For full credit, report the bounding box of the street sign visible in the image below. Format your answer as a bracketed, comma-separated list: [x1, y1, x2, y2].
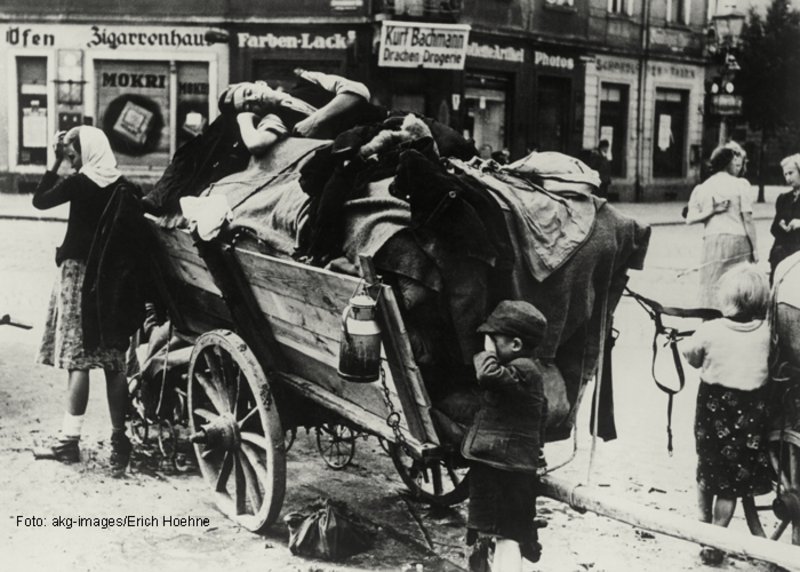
[710, 93, 742, 116]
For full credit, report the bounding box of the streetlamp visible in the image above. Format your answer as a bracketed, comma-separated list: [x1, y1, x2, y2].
[706, 8, 746, 146]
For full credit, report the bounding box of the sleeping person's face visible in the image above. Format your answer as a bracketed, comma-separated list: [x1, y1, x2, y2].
[233, 82, 283, 115]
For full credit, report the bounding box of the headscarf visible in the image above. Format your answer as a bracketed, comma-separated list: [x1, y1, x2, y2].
[68, 126, 121, 188]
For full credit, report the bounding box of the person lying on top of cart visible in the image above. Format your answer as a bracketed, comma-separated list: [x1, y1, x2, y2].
[143, 69, 385, 216]
[219, 69, 385, 156]
[462, 300, 548, 572]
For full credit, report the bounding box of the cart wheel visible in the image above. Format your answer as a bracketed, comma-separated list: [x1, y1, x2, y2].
[741, 430, 800, 545]
[284, 428, 297, 452]
[388, 442, 469, 506]
[188, 330, 286, 532]
[316, 424, 356, 470]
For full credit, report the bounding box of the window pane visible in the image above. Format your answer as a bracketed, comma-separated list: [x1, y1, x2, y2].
[17, 56, 49, 165]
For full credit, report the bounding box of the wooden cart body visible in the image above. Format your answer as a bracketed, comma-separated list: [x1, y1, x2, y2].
[151, 221, 439, 458]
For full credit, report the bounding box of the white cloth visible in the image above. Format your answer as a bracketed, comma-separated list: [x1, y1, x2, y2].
[179, 195, 233, 241]
[77, 126, 122, 188]
[682, 318, 769, 391]
[504, 151, 601, 191]
[686, 172, 753, 237]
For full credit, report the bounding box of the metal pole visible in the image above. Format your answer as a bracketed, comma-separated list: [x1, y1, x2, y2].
[635, 0, 651, 203]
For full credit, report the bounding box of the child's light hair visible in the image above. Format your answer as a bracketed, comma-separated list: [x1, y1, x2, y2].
[715, 264, 769, 320]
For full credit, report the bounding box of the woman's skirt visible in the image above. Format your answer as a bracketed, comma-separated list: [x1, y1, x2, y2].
[36, 259, 125, 371]
[695, 381, 772, 497]
[698, 233, 753, 308]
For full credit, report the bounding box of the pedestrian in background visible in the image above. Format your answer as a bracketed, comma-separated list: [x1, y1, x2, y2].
[462, 300, 547, 572]
[681, 264, 772, 566]
[768, 153, 800, 281]
[31, 126, 133, 475]
[587, 139, 612, 198]
[685, 145, 758, 308]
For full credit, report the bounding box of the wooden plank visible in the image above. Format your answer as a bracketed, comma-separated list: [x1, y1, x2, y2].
[376, 283, 439, 445]
[247, 280, 342, 343]
[235, 247, 359, 311]
[276, 371, 429, 457]
[539, 474, 800, 572]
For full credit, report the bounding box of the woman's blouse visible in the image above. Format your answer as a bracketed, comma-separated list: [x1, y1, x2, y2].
[33, 171, 114, 266]
[682, 318, 769, 391]
[687, 171, 753, 237]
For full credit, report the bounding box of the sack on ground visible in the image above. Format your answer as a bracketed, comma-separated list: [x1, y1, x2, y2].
[284, 498, 374, 560]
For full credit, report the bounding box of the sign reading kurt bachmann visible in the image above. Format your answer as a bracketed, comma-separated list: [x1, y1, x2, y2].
[378, 21, 470, 70]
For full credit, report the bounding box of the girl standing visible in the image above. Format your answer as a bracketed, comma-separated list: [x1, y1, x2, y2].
[685, 145, 758, 308]
[32, 126, 132, 474]
[682, 264, 772, 565]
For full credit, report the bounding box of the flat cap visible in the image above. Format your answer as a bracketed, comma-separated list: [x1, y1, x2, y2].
[477, 300, 547, 345]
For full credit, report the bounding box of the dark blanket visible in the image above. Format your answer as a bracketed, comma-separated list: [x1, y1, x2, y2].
[82, 182, 156, 353]
[143, 114, 250, 216]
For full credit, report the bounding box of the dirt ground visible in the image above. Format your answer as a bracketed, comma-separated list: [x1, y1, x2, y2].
[0, 217, 791, 571]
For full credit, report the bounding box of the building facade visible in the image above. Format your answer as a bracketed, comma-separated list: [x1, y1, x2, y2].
[0, 0, 713, 200]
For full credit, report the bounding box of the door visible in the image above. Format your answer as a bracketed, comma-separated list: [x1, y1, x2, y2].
[599, 83, 628, 178]
[536, 75, 571, 153]
[652, 89, 688, 178]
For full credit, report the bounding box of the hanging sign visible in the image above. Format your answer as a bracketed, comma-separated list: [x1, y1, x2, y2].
[378, 21, 470, 70]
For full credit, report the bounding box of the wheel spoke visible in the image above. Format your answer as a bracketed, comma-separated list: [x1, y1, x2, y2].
[446, 463, 460, 486]
[215, 450, 233, 492]
[789, 446, 799, 490]
[240, 431, 270, 452]
[237, 406, 258, 428]
[771, 518, 790, 541]
[233, 453, 247, 515]
[238, 450, 263, 512]
[241, 442, 268, 486]
[431, 464, 444, 495]
[232, 368, 242, 416]
[194, 408, 219, 422]
[194, 370, 229, 415]
[201, 351, 230, 411]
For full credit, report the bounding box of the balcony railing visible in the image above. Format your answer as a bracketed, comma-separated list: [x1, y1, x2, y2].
[374, 0, 462, 20]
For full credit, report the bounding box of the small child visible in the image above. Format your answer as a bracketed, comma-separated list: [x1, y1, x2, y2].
[462, 300, 548, 572]
[681, 264, 773, 565]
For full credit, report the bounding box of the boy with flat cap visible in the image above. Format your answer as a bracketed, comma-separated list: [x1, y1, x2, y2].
[462, 300, 547, 572]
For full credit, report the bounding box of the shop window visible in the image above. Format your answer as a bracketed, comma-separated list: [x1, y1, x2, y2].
[546, 0, 574, 6]
[652, 89, 688, 178]
[95, 60, 210, 171]
[17, 57, 49, 166]
[177, 62, 210, 149]
[464, 73, 510, 158]
[599, 83, 628, 177]
[96, 60, 171, 170]
[536, 75, 571, 153]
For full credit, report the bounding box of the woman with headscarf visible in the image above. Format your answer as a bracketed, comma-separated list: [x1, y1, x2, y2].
[685, 145, 758, 308]
[31, 126, 133, 475]
[768, 153, 800, 281]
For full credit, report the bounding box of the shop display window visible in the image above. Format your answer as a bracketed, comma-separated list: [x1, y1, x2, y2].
[16, 56, 49, 166]
[95, 60, 210, 171]
[464, 73, 509, 159]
